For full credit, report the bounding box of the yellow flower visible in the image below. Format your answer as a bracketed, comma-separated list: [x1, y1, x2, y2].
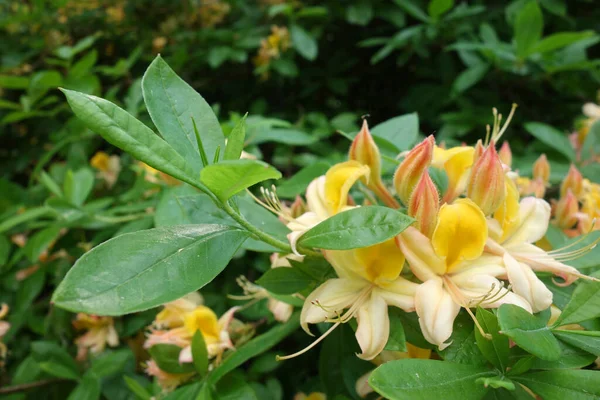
[398, 199, 531, 349]
[0, 304, 10, 368]
[90, 151, 121, 188]
[294, 239, 417, 360]
[73, 314, 119, 360]
[431, 145, 475, 203]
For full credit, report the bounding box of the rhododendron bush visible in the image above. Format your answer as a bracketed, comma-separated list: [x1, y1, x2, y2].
[4, 55, 591, 399]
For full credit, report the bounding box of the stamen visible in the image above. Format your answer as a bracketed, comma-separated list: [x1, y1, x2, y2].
[495, 103, 518, 141]
[246, 187, 296, 224]
[276, 322, 341, 361]
[443, 276, 492, 340]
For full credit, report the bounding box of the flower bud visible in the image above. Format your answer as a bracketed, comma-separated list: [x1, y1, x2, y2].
[393, 135, 435, 205]
[349, 120, 381, 185]
[530, 178, 546, 198]
[560, 164, 583, 198]
[472, 139, 484, 166]
[498, 142, 512, 167]
[554, 189, 579, 229]
[408, 170, 440, 238]
[467, 143, 505, 215]
[532, 154, 550, 184]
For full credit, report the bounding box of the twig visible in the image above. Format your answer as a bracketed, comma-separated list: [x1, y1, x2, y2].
[0, 378, 67, 394]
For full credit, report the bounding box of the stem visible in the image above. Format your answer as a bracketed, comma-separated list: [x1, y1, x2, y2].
[221, 201, 322, 257]
[0, 378, 66, 394]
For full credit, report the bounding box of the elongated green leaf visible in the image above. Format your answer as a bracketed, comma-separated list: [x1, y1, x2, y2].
[452, 64, 489, 94]
[497, 305, 561, 361]
[553, 330, 600, 356]
[524, 122, 575, 161]
[142, 55, 224, 172]
[514, 1, 543, 58]
[256, 267, 313, 295]
[207, 313, 300, 385]
[52, 225, 248, 315]
[200, 159, 281, 201]
[67, 376, 101, 400]
[475, 308, 509, 371]
[530, 340, 596, 369]
[24, 225, 62, 263]
[192, 330, 209, 376]
[61, 89, 201, 189]
[385, 308, 407, 352]
[514, 370, 600, 399]
[224, 115, 247, 161]
[298, 206, 413, 250]
[124, 376, 153, 400]
[31, 341, 80, 381]
[531, 31, 596, 54]
[64, 168, 95, 206]
[0, 207, 53, 233]
[428, 0, 454, 19]
[439, 313, 487, 367]
[393, 0, 431, 23]
[369, 359, 493, 400]
[290, 25, 318, 61]
[553, 275, 600, 326]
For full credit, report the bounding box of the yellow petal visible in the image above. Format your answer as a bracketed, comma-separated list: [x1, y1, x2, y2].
[494, 176, 520, 241]
[355, 292, 389, 360]
[183, 306, 220, 342]
[355, 238, 405, 285]
[397, 227, 446, 280]
[324, 161, 370, 215]
[432, 198, 487, 273]
[432, 146, 474, 201]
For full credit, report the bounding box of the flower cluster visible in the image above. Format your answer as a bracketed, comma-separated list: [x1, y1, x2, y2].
[143, 293, 238, 391]
[268, 106, 598, 360]
[253, 25, 291, 80]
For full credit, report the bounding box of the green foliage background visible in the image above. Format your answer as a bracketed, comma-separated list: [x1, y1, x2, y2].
[1, 0, 600, 399]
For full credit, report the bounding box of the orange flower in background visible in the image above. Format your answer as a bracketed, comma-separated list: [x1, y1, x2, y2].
[73, 313, 119, 360]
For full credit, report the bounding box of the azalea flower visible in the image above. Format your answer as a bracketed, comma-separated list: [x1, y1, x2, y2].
[485, 182, 598, 306]
[145, 359, 194, 392]
[73, 313, 119, 360]
[398, 198, 531, 349]
[0, 304, 10, 368]
[284, 238, 417, 361]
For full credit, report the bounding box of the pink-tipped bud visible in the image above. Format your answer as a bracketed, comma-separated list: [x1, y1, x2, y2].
[554, 189, 579, 229]
[472, 139, 484, 166]
[530, 178, 546, 198]
[393, 135, 435, 205]
[532, 154, 550, 184]
[499, 142, 512, 167]
[408, 170, 440, 238]
[467, 143, 505, 215]
[560, 164, 583, 198]
[349, 120, 382, 185]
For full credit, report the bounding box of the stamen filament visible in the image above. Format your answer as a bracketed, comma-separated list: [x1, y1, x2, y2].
[276, 322, 341, 361]
[442, 276, 492, 340]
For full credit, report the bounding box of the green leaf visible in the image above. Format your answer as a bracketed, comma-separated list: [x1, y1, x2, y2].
[290, 25, 318, 61]
[385, 308, 407, 352]
[67, 376, 101, 400]
[514, 0, 544, 58]
[393, 0, 431, 23]
[246, 128, 316, 146]
[428, 0, 454, 19]
[553, 275, 600, 326]
[0, 74, 30, 89]
[346, 0, 373, 26]
[554, 231, 600, 271]
[497, 305, 561, 361]
[0, 206, 53, 234]
[530, 339, 596, 369]
[452, 64, 489, 94]
[142, 55, 224, 173]
[553, 330, 600, 357]
[371, 113, 420, 152]
[31, 341, 80, 380]
[148, 344, 196, 374]
[513, 370, 600, 399]
[531, 31, 596, 54]
[439, 313, 487, 367]
[200, 159, 282, 201]
[23, 225, 62, 263]
[475, 308, 509, 371]
[63, 168, 95, 206]
[297, 206, 414, 250]
[276, 162, 330, 199]
[256, 267, 313, 295]
[192, 330, 209, 377]
[87, 349, 133, 378]
[207, 313, 300, 385]
[52, 225, 248, 315]
[369, 359, 493, 400]
[476, 376, 515, 391]
[224, 115, 247, 161]
[124, 376, 152, 400]
[524, 122, 575, 161]
[61, 89, 201, 190]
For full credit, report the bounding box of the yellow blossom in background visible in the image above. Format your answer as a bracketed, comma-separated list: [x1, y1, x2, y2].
[91, 151, 121, 188]
[253, 26, 291, 80]
[0, 304, 10, 368]
[196, 0, 231, 28]
[138, 161, 181, 186]
[73, 313, 119, 360]
[293, 392, 327, 400]
[145, 359, 195, 392]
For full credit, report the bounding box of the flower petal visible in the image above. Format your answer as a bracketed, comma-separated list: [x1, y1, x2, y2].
[502, 253, 552, 312]
[306, 176, 329, 220]
[397, 227, 445, 280]
[375, 279, 418, 312]
[355, 292, 389, 360]
[504, 197, 551, 246]
[452, 272, 532, 313]
[414, 278, 460, 350]
[300, 278, 366, 335]
[324, 161, 370, 215]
